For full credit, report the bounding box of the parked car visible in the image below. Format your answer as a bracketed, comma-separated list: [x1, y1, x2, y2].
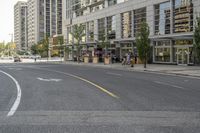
[14, 56, 21, 62]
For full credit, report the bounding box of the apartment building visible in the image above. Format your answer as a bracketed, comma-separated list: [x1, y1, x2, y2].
[26, 0, 62, 49]
[63, 0, 200, 65]
[14, 1, 28, 51]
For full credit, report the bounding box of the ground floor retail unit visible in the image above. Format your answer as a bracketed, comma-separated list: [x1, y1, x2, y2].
[66, 36, 194, 65]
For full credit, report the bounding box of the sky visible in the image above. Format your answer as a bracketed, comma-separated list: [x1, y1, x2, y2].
[0, 0, 26, 43]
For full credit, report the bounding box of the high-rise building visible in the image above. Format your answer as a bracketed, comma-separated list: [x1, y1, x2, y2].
[26, 0, 62, 49]
[14, 1, 28, 51]
[63, 0, 200, 65]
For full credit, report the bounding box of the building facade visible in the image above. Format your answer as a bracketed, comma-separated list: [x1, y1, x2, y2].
[14, 1, 28, 51]
[26, 0, 62, 49]
[63, 0, 200, 65]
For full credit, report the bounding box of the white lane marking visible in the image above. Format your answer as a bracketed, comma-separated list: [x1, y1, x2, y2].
[106, 72, 122, 77]
[0, 70, 22, 117]
[8, 68, 22, 71]
[37, 77, 62, 82]
[154, 81, 186, 90]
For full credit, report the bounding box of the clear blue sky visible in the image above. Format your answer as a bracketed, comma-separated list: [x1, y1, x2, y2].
[0, 0, 26, 43]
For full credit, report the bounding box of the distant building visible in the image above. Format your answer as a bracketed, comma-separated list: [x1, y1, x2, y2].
[14, 0, 62, 51]
[27, 0, 62, 49]
[14, 1, 28, 51]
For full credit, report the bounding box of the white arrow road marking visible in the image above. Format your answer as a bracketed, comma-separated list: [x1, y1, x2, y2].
[0, 70, 22, 117]
[37, 77, 62, 82]
[8, 68, 22, 71]
[106, 72, 122, 76]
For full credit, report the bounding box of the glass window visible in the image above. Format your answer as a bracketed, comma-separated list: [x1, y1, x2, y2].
[81, 23, 86, 43]
[98, 18, 105, 41]
[108, 0, 117, 6]
[134, 7, 146, 37]
[67, 27, 72, 44]
[107, 16, 116, 40]
[87, 21, 94, 42]
[155, 40, 171, 46]
[155, 47, 171, 62]
[174, 40, 193, 45]
[173, 0, 193, 33]
[121, 12, 132, 38]
[154, 2, 171, 35]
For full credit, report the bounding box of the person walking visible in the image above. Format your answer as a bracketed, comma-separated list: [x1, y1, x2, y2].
[126, 53, 130, 65]
[122, 56, 126, 65]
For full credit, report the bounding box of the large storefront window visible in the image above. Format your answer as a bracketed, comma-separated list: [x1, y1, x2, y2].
[121, 12, 132, 38]
[173, 0, 193, 33]
[81, 23, 86, 43]
[87, 21, 94, 42]
[134, 7, 146, 37]
[154, 41, 171, 62]
[154, 2, 171, 35]
[107, 16, 116, 40]
[98, 18, 105, 41]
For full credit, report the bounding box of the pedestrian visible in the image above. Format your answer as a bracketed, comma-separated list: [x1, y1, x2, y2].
[135, 56, 137, 64]
[126, 53, 130, 65]
[130, 56, 134, 67]
[34, 57, 37, 62]
[122, 56, 126, 65]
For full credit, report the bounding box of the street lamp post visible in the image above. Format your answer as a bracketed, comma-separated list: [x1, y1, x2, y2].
[9, 33, 14, 56]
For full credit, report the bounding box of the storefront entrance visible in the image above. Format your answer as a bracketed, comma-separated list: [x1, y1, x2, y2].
[177, 48, 189, 65]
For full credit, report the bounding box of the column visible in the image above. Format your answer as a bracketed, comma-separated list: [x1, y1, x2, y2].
[115, 14, 121, 40]
[170, 40, 173, 63]
[170, 0, 174, 34]
[94, 19, 98, 41]
[131, 10, 134, 38]
[152, 41, 155, 63]
[105, 0, 108, 8]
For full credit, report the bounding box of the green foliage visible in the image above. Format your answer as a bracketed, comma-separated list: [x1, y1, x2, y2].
[70, 24, 86, 61]
[194, 17, 200, 64]
[0, 42, 16, 56]
[31, 44, 38, 55]
[136, 21, 150, 68]
[30, 34, 49, 57]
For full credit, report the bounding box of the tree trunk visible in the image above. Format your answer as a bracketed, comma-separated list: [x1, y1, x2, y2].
[77, 44, 80, 63]
[144, 59, 147, 68]
[144, 54, 147, 68]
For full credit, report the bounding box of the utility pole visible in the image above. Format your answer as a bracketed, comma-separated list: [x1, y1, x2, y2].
[48, 37, 52, 61]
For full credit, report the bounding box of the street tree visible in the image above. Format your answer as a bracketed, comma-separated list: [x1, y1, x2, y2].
[194, 17, 200, 64]
[71, 24, 86, 62]
[57, 36, 64, 59]
[99, 34, 110, 56]
[31, 44, 38, 55]
[136, 21, 150, 68]
[36, 34, 49, 57]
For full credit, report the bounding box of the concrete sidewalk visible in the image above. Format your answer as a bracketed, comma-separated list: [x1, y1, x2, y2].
[61, 61, 200, 78]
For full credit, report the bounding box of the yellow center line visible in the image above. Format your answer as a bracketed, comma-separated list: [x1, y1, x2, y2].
[52, 70, 119, 99]
[68, 74, 119, 99]
[23, 66, 120, 99]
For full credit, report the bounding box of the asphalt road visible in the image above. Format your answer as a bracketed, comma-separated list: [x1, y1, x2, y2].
[0, 63, 200, 133]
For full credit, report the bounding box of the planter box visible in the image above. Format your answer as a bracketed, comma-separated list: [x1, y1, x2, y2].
[104, 57, 111, 65]
[93, 56, 99, 64]
[84, 56, 89, 63]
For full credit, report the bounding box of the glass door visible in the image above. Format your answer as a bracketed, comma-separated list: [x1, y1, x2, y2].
[177, 48, 189, 65]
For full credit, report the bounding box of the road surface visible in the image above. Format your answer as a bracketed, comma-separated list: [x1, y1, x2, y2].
[0, 63, 200, 133]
